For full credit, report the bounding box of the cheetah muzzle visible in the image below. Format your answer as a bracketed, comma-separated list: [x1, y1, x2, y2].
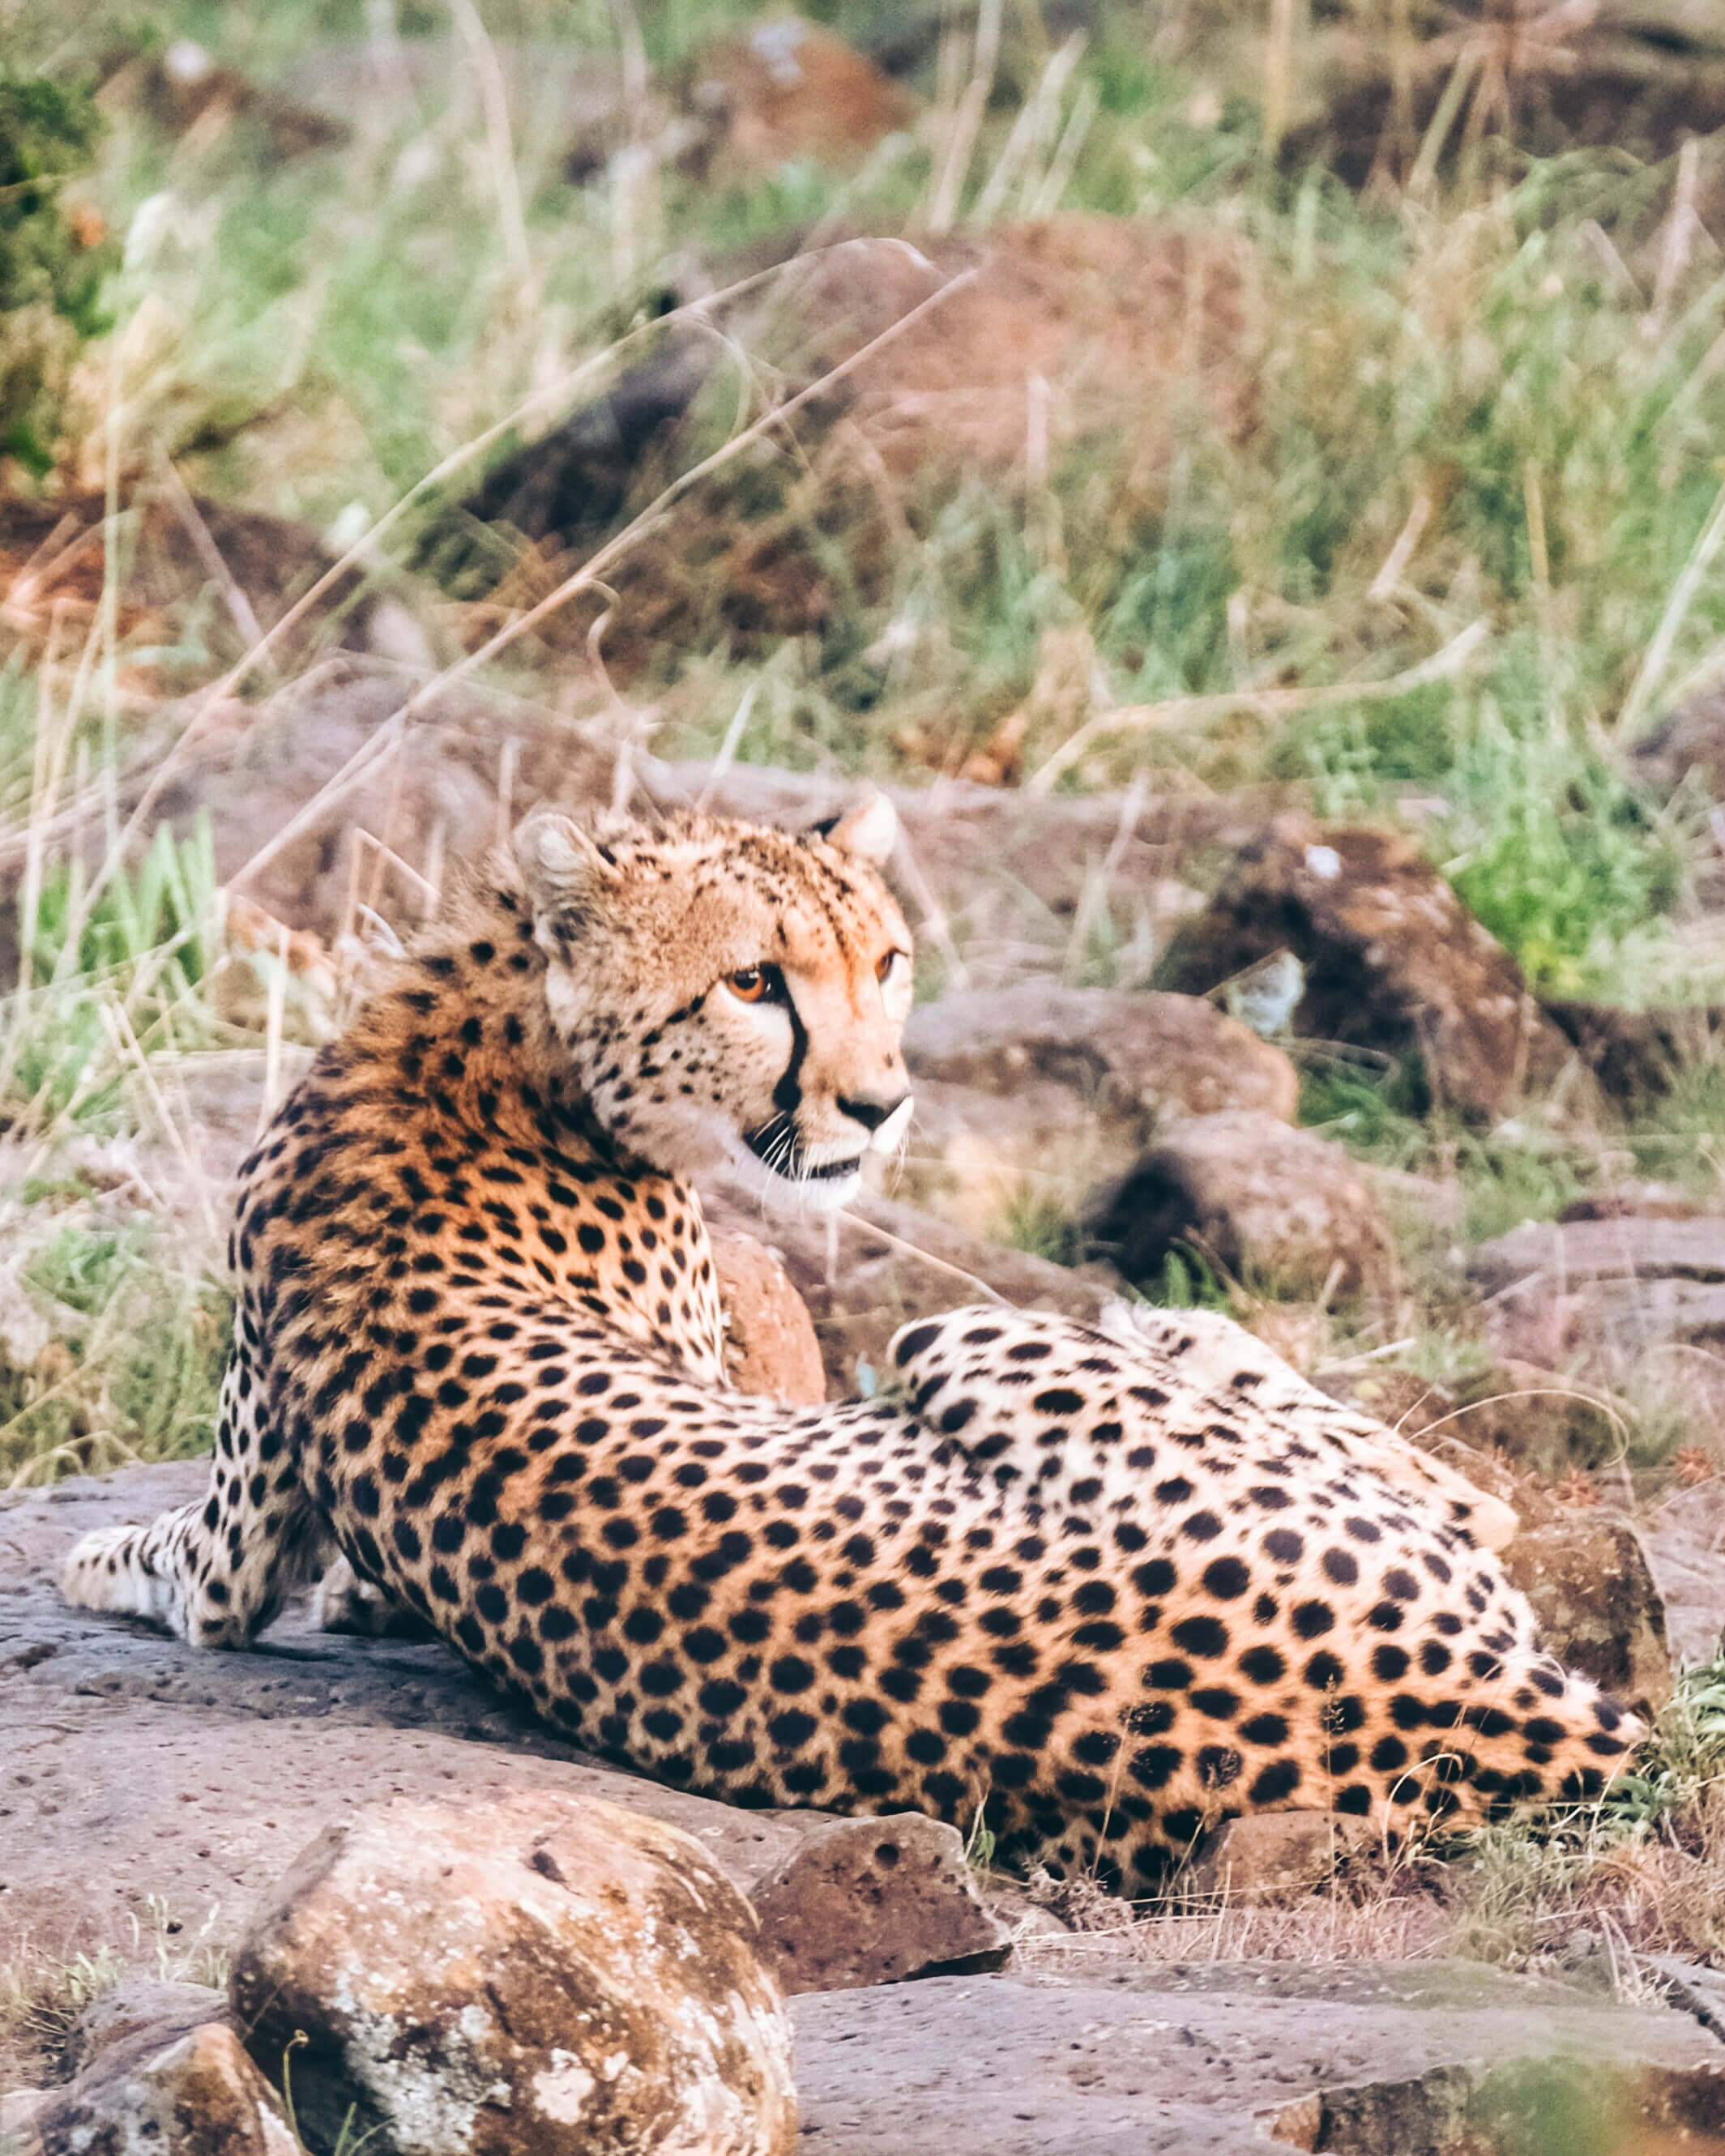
[62, 796, 1640, 1887]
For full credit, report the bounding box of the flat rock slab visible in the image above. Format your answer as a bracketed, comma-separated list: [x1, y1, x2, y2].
[0, 1463, 835, 1966]
[1470, 1216, 1725, 1294]
[790, 1964, 1725, 2154]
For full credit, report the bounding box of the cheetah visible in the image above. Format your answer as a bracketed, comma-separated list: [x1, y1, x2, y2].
[62, 796, 1638, 1887]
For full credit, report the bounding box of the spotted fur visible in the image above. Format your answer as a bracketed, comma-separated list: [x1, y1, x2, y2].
[61, 800, 1638, 1885]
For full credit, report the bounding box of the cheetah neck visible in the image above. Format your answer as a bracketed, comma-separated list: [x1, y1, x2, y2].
[271, 877, 728, 1381]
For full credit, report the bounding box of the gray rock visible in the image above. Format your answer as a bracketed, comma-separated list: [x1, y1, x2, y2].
[1641, 1480, 1725, 1667]
[788, 1963, 1725, 2155]
[1470, 1215, 1725, 1297]
[64, 1982, 228, 2083]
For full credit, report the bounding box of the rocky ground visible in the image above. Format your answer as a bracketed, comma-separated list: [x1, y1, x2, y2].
[11, 1463, 1725, 2154]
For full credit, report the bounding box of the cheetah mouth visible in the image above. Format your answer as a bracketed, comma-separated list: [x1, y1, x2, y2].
[742, 1129, 863, 1185]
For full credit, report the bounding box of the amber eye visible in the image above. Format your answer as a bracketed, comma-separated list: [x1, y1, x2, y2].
[877, 950, 909, 988]
[727, 966, 776, 1004]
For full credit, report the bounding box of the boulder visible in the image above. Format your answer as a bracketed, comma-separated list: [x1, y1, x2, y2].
[29, 2022, 295, 2156]
[64, 1980, 228, 2081]
[685, 17, 916, 173]
[708, 1186, 1120, 1394]
[1156, 815, 1569, 1121]
[711, 1230, 826, 1404]
[1642, 1479, 1725, 1667]
[903, 984, 1299, 1127]
[897, 984, 1300, 1235]
[1083, 1108, 1392, 1300]
[228, 1790, 796, 2156]
[738, 1814, 1010, 1995]
[1470, 1214, 1725, 1374]
[1501, 1512, 1673, 1718]
[1185, 1812, 1377, 1906]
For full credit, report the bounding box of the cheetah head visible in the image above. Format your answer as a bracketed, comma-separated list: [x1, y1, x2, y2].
[515, 796, 914, 1210]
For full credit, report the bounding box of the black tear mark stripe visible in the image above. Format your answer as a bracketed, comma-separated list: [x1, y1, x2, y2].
[773, 988, 811, 1115]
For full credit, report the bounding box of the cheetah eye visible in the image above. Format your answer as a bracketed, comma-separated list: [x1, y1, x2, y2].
[877, 950, 910, 989]
[724, 965, 786, 1006]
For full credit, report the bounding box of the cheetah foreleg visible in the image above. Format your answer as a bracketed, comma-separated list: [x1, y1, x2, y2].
[62, 1450, 331, 1648]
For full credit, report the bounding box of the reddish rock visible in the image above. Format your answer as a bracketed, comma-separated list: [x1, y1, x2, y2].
[30, 2022, 295, 2156]
[1186, 1812, 1377, 1905]
[688, 18, 916, 172]
[1157, 815, 1569, 1121]
[711, 1230, 827, 1404]
[739, 1814, 1010, 1995]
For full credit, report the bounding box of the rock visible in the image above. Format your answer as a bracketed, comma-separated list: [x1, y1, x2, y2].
[1632, 680, 1725, 800]
[1642, 1479, 1725, 1667]
[686, 18, 916, 173]
[1471, 1215, 1725, 1300]
[1083, 1109, 1391, 1300]
[1185, 1812, 1377, 1906]
[896, 1074, 1128, 1237]
[788, 1963, 1725, 2156]
[1156, 815, 1569, 1121]
[0, 1459, 1050, 2032]
[229, 1790, 796, 2156]
[711, 1231, 826, 1404]
[897, 984, 1298, 1239]
[707, 1186, 1121, 1394]
[1501, 1511, 1673, 1716]
[1, 2090, 48, 2141]
[29, 2021, 296, 2156]
[1470, 1213, 1725, 1373]
[1561, 1182, 1703, 1223]
[738, 1815, 1010, 1995]
[64, 1980, 228, 2081]
[1544, 1001, 1725, 1107]
[904, 984, 1299, 1125]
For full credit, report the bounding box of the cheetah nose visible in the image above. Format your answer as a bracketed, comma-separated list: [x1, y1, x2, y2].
[839, 1091, 911, 1134]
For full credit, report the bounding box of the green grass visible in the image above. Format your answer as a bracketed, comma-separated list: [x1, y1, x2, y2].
[2, 1218, 228, 1484]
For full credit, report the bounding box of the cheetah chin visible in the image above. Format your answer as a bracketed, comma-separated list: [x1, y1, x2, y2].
[61, 793, 1642, 1890]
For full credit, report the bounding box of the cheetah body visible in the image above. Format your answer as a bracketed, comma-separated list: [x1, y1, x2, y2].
[62, 802, 1635, 1885]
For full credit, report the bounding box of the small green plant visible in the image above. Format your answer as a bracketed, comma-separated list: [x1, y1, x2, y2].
[1137, 1244, 1236, 1313]
[963, 1798, 997, 1872]
[1600, 1655, 1725, 1836]
[4, 816, 222, 1127]
[3, 1219, 228, 1485]
[0, 70, 113, 472]
[994, 1190, 1087, 1267]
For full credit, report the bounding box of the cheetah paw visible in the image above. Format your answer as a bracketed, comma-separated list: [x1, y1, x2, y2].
[60, 1524, 182, 1629]
[311, 1556, 433, 1640]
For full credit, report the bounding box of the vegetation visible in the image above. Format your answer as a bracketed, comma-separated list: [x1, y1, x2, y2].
[7, 0, 1725, 2039]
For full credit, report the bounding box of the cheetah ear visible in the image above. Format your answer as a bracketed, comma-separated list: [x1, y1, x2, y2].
[515, 810, 620, 919]
[814, 792, 897, 869]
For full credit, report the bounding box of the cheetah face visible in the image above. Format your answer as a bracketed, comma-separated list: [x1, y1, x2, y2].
[516, 796, 914, 1211]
